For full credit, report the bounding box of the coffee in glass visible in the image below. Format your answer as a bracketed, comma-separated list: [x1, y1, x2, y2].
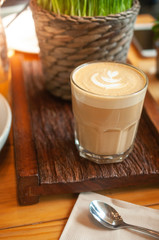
[70, 62, 148, 164]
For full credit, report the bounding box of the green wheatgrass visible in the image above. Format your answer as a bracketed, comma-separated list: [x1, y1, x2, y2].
[37, 0, 133, 16]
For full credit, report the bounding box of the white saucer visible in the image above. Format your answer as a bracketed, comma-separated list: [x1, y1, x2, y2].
[3, 8, 40, 54]
[0, 94, 12, 151]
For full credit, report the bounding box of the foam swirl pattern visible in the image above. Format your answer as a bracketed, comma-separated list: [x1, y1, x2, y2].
[72, 62, 147, 109]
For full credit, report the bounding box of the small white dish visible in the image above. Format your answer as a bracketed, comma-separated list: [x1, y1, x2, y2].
[0, 94, 12, 151]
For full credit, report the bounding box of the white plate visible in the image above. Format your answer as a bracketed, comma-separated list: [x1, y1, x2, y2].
[0, 94, 12, 151]
[3, 8, 40, 54]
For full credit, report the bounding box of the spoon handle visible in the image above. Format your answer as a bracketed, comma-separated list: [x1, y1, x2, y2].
[124, 223, 159, 239]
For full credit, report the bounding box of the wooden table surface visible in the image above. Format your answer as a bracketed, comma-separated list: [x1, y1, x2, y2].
[0, 14, 159, 239]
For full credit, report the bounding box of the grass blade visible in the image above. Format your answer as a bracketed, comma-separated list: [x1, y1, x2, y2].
[38, 0, 134, 16]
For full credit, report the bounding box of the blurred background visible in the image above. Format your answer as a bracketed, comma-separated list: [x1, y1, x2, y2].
[1, 0, 29, 18]
[140, 0, 159, 18]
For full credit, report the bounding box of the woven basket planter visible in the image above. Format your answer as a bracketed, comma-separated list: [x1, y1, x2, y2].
[30, 0, 140, 100]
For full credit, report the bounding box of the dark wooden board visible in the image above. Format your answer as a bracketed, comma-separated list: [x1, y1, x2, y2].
[11, 56, 159, 205]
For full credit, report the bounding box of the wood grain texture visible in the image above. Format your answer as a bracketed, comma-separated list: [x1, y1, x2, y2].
[0, 219, 67, 240]
[11, 57, 159, 205]
[11, 56, 39, 205]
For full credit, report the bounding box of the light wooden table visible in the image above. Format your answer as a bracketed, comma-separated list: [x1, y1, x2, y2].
[0, 14, 159, 240]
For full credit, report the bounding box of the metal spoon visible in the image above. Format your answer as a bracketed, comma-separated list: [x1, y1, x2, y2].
[90, 200, 159, 239]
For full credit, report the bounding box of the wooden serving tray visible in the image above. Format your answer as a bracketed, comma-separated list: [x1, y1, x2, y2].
[11, 56, 159, 205]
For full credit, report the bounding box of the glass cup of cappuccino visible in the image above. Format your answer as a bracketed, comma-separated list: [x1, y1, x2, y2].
[70, 62, 148, 164]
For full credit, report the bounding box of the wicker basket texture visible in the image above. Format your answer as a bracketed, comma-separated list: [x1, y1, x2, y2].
[30, 0, 140, 100]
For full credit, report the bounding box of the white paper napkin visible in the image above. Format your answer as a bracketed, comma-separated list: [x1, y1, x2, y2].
[60, 192, 159, 240]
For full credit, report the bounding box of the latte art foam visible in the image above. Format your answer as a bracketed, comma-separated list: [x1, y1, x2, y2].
[73, 62, 146, 96]
[71, 62, 147, 109]
[91, 71, 127, 89]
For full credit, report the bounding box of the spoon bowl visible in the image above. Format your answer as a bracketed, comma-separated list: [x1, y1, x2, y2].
[90, 200, 123, 229]
[90, 200, 159, 239]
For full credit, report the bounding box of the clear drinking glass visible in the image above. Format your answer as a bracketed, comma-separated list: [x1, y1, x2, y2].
[0, 1, 11, 99]
[70, 61, 148, 164]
